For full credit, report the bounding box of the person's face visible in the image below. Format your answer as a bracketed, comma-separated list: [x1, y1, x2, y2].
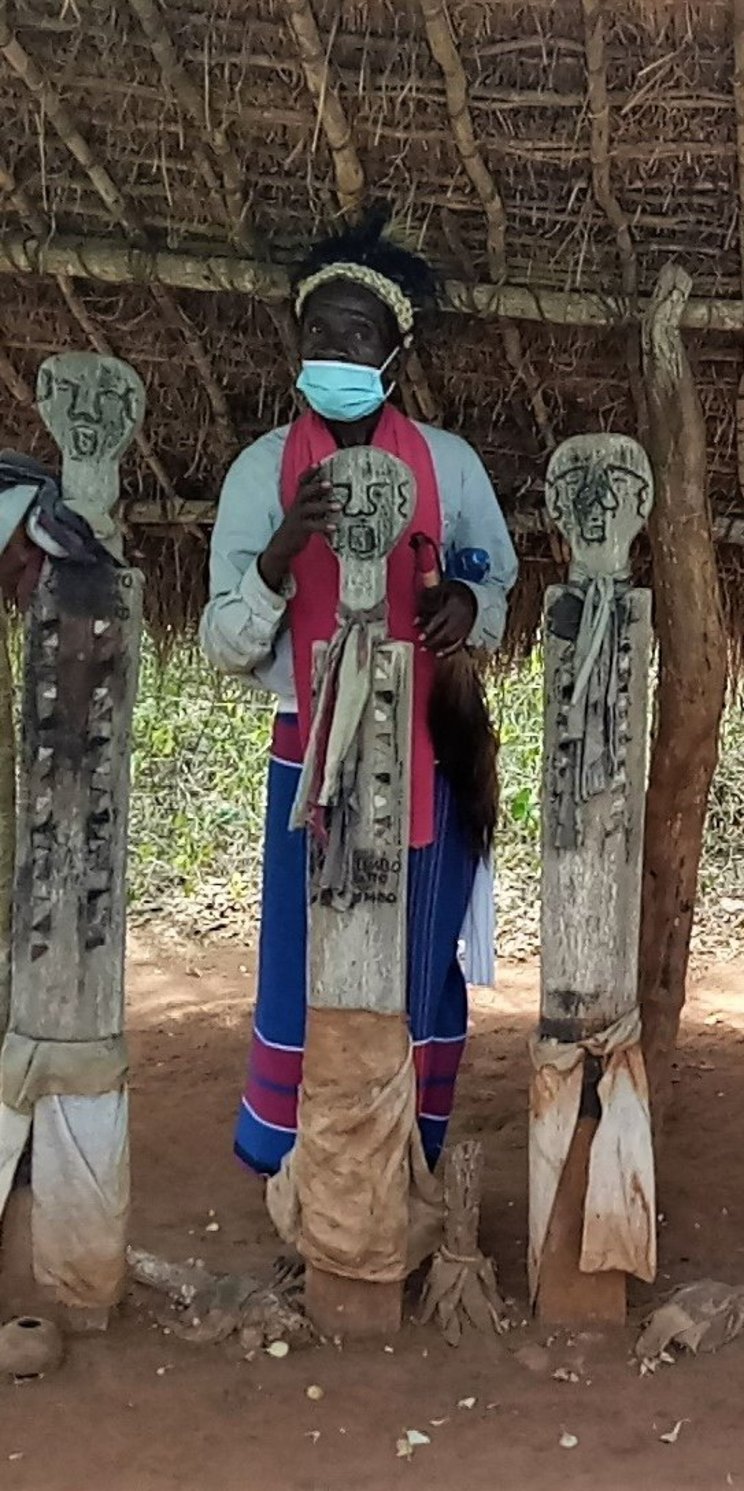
[300, 281, 398, 369]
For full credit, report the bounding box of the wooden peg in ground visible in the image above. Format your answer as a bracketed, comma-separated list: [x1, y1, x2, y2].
[420, 1140, 508, 1346]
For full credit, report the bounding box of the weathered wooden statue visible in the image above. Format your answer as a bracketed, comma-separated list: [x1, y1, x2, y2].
[0, 353, 144, 1326]
[37, 353, 143, 558]
[267, 445, 441, 1338]
[530, 434, 657, 1324]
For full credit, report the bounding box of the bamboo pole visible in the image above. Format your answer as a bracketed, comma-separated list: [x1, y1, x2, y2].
[0, 605, 14, 1041]
[120, 496, 744, 547]
[281, 0, 364, 217]
[0, 155, 47, 244]
[124, 0, 253, 250]
[3, 232, 744, 331]
[0, 4, 140, 240]
[418, 0, 553, 449]
[0, 11, 237, 465]
[281, 0, 440, 424]
[581, 0, 638, 300]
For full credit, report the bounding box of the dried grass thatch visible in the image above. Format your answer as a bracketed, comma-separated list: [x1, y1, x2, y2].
[0, 0, 743, 648]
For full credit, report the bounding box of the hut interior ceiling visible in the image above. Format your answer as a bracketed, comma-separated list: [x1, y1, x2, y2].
[1, 0, 743, 639]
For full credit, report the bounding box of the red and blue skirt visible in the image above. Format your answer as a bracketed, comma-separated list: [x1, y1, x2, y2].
[234, 714, 476, 1176]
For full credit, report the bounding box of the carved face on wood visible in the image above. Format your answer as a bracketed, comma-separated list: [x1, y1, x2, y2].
[546, 434, 654, 578]
[322, 446, 416, 612]
[37, 354, 145, 465]
[324, 447, 415, 563]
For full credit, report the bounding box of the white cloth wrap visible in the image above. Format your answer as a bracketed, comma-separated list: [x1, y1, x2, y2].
[528, 1007, 656, 1301]
[266, 1030, 442, 1282]
[0, 1091, 129, 1308]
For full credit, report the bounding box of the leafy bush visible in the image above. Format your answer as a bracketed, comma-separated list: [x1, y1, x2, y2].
[128, 641, 742, 955]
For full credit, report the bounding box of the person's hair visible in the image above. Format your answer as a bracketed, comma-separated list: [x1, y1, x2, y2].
[292, 206, 437, 310]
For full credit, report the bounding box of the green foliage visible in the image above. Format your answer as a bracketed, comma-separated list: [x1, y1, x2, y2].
[129, 645, 273, 917]
[127, 640, 742, 946]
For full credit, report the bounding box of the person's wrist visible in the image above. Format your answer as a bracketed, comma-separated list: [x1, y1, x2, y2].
[258, 535, 292, 593]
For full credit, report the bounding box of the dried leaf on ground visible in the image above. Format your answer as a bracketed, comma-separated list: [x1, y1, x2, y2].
[659, 1419, 688, 1445]
[636, 1281, 744, 1360]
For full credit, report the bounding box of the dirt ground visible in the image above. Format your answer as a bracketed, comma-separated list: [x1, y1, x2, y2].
[2, 937, 744, 1490]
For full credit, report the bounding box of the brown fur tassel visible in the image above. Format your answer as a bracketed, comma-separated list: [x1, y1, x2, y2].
[428, 651, 499, 861]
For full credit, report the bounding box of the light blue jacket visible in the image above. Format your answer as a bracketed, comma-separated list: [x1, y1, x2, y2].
[200, 421, 518, 709]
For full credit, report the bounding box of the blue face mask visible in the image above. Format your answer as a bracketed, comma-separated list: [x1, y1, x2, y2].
[296, 350, 398, 423]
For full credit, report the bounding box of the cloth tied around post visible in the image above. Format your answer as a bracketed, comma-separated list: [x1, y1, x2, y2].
[266, 1011, 443, 1283]
[528, 1006, 656, 1302]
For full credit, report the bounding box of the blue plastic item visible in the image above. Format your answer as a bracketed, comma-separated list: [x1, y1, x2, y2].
[447, 546, 491, 584]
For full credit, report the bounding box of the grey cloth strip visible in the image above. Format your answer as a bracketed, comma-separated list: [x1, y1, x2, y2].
[0, 1030, 128, 1116]
[291, 606, 382, 905]
[553, 572, 621, 849]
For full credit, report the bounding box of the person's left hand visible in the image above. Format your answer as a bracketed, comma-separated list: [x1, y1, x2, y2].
[417, 580, 477, 657]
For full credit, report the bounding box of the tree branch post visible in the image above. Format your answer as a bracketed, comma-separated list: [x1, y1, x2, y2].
[639, 264, 727, 1119]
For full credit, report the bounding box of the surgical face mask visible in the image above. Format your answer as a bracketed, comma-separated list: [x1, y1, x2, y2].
[295, 348, 398, 423]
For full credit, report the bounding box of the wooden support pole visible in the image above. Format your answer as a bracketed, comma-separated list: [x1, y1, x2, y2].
[419, 0, 552, 448]
[0, 606, 14, 1042]
[2, 232, 744, 333]
[281, 0, 365, 217]
[531, 433, 656, 1325]
[639, 266, 728, 1121]
[0, 8, 141, 241]
[124, 0, 253, 250]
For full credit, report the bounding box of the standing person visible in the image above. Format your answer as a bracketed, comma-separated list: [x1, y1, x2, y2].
[201, 213, 518, 1178]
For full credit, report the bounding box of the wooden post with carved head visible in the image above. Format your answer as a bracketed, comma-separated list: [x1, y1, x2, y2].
[0, 353, 145, 1329]
[530, 434, 657, 1325]
[281, 445, 417, 1339]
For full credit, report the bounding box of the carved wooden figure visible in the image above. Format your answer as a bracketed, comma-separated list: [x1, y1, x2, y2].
[530, 434, 657, 1325]
[36, 352, 143, 558]
[0, 353, 145, 1326]
[290, 447, 416, 1339]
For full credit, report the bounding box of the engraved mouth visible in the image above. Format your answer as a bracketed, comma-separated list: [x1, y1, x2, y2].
[71, 424, 99, 457]
[348, 523, 375, 555]
[581, 515, 607, 541]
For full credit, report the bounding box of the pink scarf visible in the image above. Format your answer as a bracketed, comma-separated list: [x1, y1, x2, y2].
[279, 405, 442, 848]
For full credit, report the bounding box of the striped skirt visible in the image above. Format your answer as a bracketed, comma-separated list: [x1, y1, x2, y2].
[234, 714, 477, 1176]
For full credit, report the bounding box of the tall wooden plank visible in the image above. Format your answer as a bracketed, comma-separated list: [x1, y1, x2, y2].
[308, 641, 411, 1017]
[540, 586, 652, 1040]
[294, 446, 417, 1339]
[531, 433, 656, 1325]
[0, 353, 144, 1324]
[12, 564, 142, 1042]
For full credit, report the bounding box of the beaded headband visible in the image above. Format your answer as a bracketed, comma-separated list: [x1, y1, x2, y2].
[294, 262, 416, 338]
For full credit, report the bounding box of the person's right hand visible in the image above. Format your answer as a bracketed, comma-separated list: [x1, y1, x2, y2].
[258, 466, 339, 592]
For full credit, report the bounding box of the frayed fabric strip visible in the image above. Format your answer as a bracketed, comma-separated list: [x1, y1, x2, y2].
[528, 1008, 656, 1302]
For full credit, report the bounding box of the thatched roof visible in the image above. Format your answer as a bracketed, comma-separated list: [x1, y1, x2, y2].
[0, 0, 743, 647]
